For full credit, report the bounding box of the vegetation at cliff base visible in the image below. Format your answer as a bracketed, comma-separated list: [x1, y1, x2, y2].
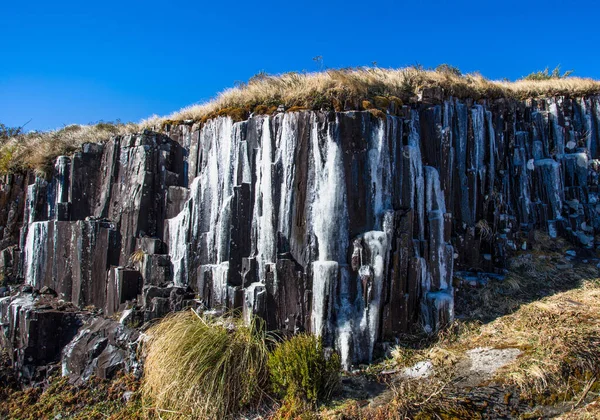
[268, 334, 341, 406]
[0, 372, 143, 420]
[141, 310, 271, 419]
[320, 235, 600, 419]
[1, 248, 599, 418]
[141, 310, 345, 419]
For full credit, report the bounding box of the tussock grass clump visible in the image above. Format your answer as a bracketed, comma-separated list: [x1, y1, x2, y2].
[268, 334, 341, 406]
[142, 310, 271, 419]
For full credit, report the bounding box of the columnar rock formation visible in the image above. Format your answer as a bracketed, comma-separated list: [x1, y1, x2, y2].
[1, 93, 600, 372]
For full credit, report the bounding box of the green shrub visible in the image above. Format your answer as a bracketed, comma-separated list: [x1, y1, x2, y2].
[522, 65, 573, 81]
[0, 145, 16, 175]
[435, 63, 462, 77]
[142, 310, 271, 419]
[0, 123, 22, 141]
[268, 334, 341, 406]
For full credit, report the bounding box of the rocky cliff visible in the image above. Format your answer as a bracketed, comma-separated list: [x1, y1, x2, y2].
[1, 92, 599, 377]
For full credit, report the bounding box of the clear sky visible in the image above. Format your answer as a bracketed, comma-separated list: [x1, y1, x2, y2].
[2, 0, 599, 131]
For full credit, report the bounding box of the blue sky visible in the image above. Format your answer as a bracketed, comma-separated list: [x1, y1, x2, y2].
[1, 0, 599, 131]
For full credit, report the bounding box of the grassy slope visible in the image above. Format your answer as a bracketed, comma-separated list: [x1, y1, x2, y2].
[322, 234, 600, 419]
[3, 66, 600, 176]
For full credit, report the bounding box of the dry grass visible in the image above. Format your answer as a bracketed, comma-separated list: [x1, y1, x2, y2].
[454, 231, 584, 322]
[0, 122, 138, 176]
[388, 269, 600, 412]
[557, 397, 600, 419]
[142, 67, 600, 129]
[375, 233, 600, 417]
[141, 309, 271, 419]
[385, 376, 481, 419]
[0, 372, 144, 420]
[128, 248, 146, 268]
[4, 67, 600, 176]
[469, 277, 600, 401]
[322, 370, 481, 419]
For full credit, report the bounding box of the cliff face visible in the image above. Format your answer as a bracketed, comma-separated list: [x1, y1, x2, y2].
[1, 93, 599, 373]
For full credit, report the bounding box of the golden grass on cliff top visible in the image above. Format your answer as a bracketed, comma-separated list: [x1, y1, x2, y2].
[4, 66, 600, 175]
[0, 122, 137, 176]
[144, 67, 600, 125]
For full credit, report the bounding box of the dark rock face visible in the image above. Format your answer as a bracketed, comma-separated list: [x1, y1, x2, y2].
[62, 316, 140, 384]
[1, 95, 600, 371]
[0, 292, 86, 380]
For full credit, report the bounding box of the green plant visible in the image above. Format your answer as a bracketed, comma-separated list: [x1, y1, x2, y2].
[0, 145, 16, 175]
[522, 65, 573, 81]
[435, 63, 462, 77]
[142, 310, 271, 419]
[268, 334, 341, 406]
[0, 123, 23, 141]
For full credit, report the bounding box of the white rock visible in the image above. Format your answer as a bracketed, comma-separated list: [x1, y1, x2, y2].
[402, 360, 433, 379]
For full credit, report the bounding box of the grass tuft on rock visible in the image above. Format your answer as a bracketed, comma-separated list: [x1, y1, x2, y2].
[142, 310, 271, 419]
[0, 121, 137, 176]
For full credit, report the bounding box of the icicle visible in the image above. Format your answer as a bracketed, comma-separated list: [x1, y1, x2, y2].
[535, 159, 564, 220]
[367, 118, 392, 228]
[455, 101, 470, 224]
[24, 221, 49, 288]
[548, 99, 565, 157]
[311, 261, 338, 338]
[276, 113, 298, 248]
[335, 265, 354, 370]
[486, 110, 496, 197]
[253, 117, 276, 281]
[310, 114, 349, 262]
[165, 177, 201, 286]
[470, 105, 486, 223]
